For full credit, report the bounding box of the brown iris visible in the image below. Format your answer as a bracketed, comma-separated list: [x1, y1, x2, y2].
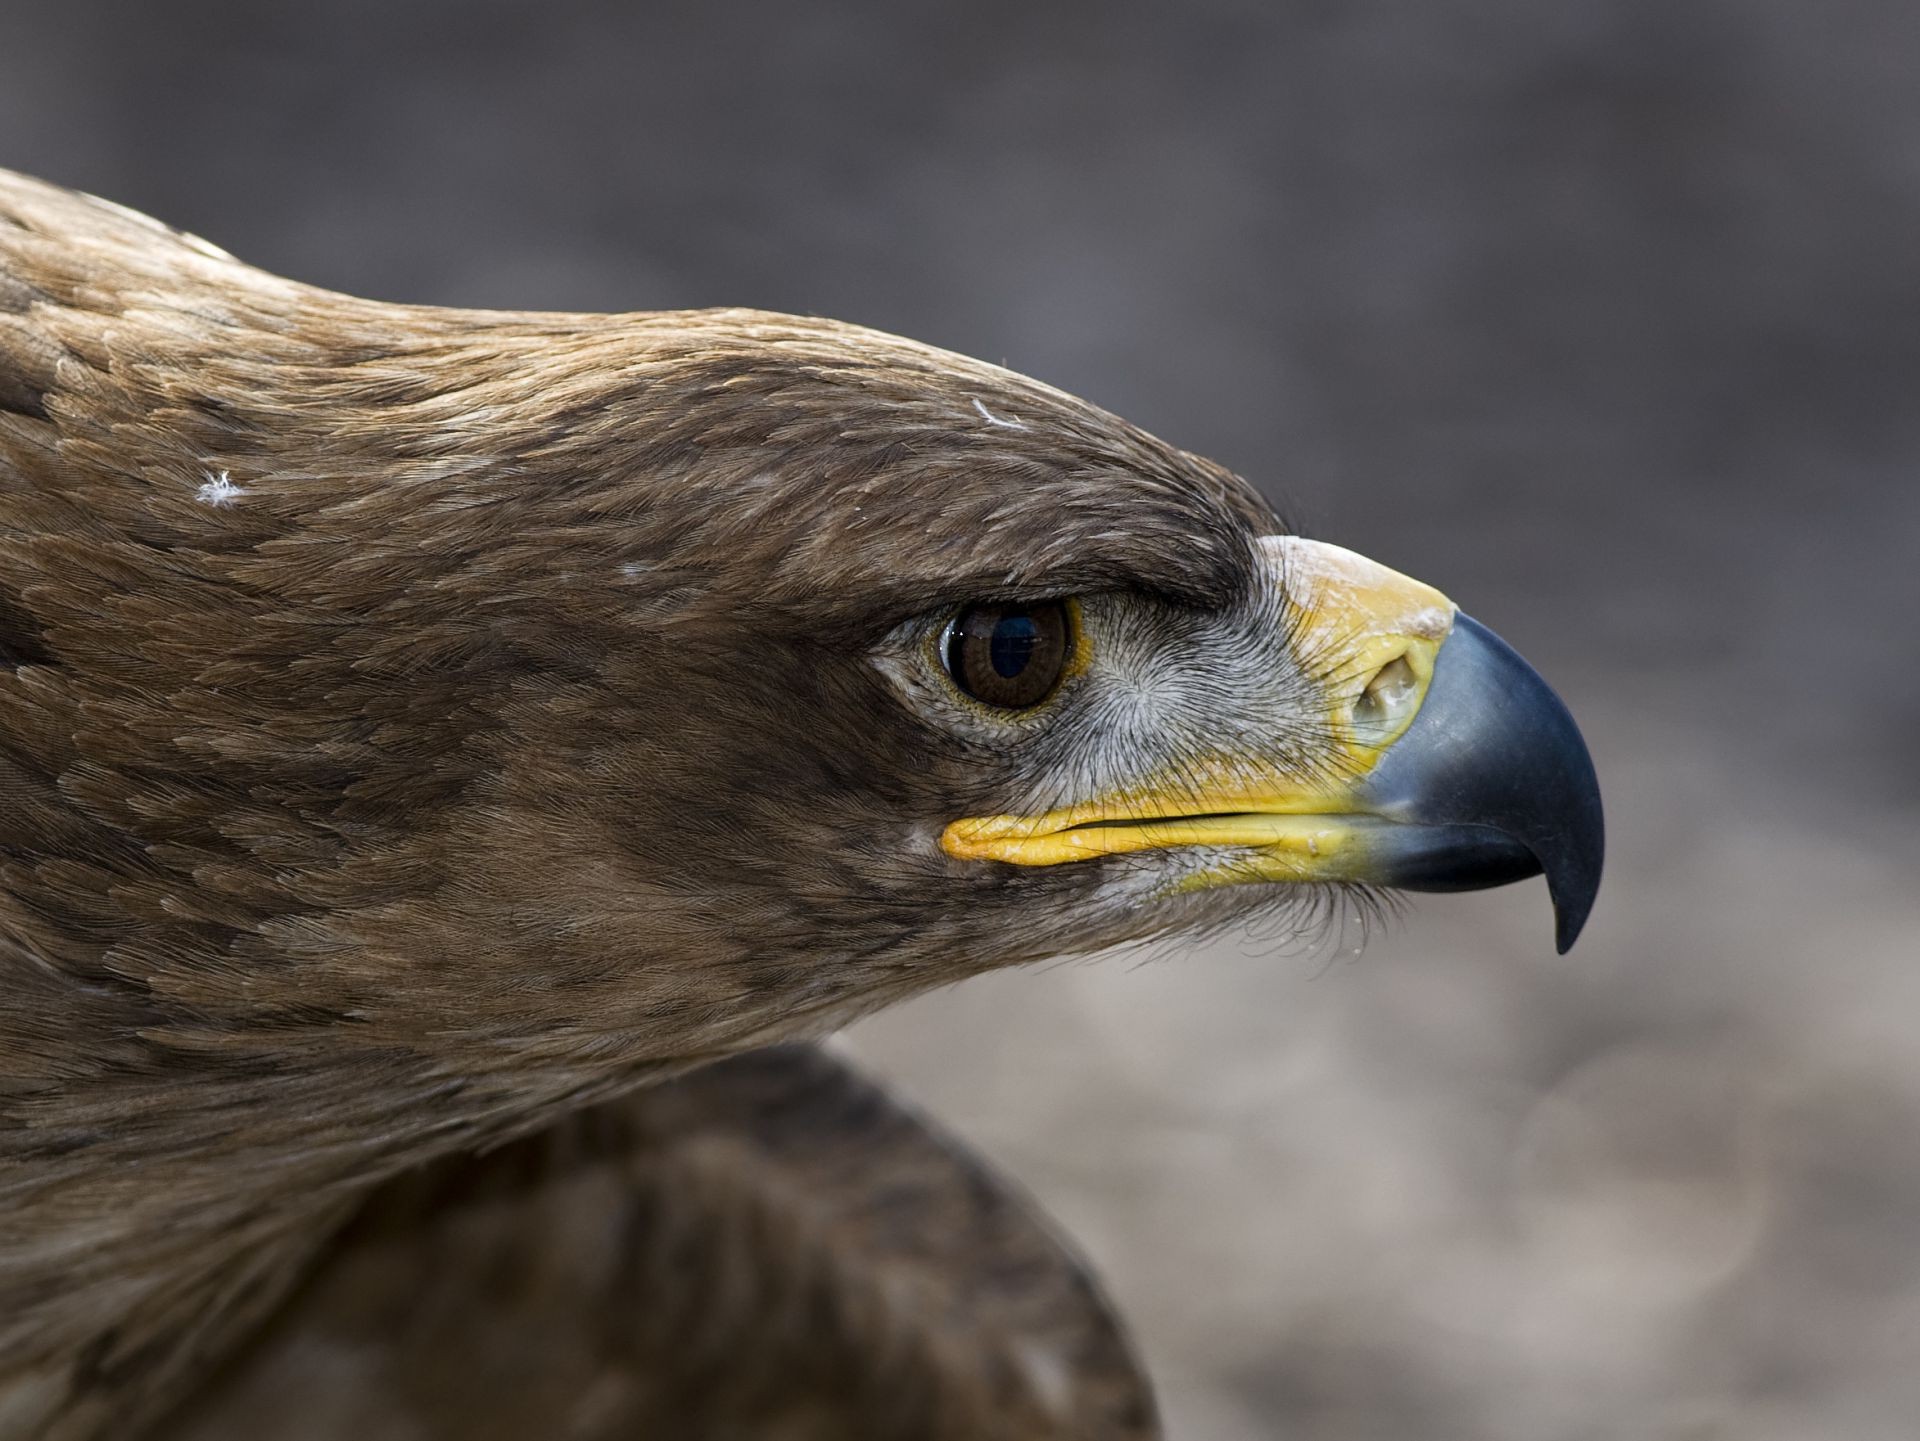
[942, 601, 1072, 710]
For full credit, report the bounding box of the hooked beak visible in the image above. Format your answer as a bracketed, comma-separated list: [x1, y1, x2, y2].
[1342, 611, 1604, 952]
[942, 538, 1605, 953]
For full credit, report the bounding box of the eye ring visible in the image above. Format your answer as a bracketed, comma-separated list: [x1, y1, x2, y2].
[940, 599, 1075, 711]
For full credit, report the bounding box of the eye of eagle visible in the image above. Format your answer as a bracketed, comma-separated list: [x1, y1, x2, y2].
[939, 599, 1075, 710]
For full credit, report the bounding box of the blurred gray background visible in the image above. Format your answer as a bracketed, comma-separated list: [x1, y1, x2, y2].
[4, 2, 1915, 1435]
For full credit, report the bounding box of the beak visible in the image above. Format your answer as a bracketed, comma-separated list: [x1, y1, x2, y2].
[1345, 611, 1604, 952]
[942, 538, 1605, 953]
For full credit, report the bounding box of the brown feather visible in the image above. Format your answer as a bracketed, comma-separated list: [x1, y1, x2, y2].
[154, 1046, 1157, 1441]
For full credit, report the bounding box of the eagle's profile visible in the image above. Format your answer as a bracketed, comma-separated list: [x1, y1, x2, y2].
[0, 170, 1601, 1440]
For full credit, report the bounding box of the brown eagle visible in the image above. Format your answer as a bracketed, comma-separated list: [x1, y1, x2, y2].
[0, 169, 1601, 1440]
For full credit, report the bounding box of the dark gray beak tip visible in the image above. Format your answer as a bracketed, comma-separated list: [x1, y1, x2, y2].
[1550, 843, 1602, 954]
[1451, 614, 1605, 955]
[1548, 779, 1604, 955]
[1359, 613, 1605, 954]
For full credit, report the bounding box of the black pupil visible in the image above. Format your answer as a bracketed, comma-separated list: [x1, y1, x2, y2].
[989, 614, 1039, 678]
[945, 601, 1071, 710]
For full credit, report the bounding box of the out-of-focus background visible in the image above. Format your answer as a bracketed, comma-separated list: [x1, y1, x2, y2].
[4, 3, 1915, 1435]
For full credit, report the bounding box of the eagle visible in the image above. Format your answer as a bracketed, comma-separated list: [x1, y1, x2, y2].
[0, 169, 1602, 1440]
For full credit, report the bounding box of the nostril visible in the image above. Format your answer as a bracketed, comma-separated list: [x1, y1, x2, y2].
[1353, 654, 1418, 737]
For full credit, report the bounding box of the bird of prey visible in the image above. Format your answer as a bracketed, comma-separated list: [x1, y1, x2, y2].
[0, 169, 1602, 1440]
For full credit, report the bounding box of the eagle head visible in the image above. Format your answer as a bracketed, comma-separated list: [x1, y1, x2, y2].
[358, 315, 1605, 1070]
[0, 168, 1601, 1109]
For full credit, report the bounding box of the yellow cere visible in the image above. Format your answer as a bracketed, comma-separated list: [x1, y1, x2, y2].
[941, 538, 1458, 871]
